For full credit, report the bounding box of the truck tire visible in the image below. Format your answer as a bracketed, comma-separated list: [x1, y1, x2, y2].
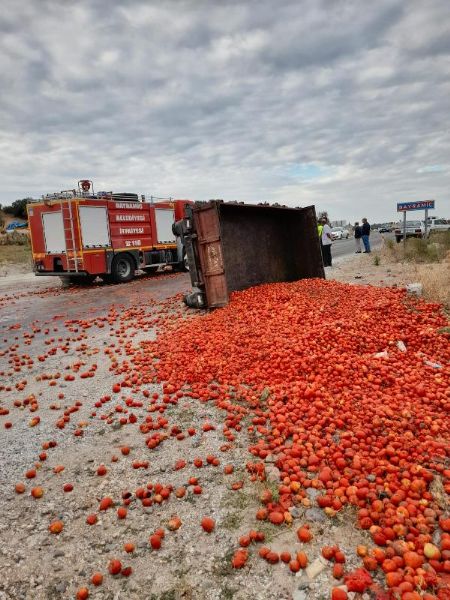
[110, 254, 135, 283]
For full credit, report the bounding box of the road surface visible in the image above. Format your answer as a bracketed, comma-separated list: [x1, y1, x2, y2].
[330, 231, 386, 260]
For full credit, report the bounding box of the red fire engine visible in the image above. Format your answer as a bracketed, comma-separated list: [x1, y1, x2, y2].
[27, 180, 192, 284]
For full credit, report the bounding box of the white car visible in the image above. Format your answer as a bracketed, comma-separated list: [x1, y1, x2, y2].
[427, 218, 450, 232]
[394, 220, 425, 243]
[331, 227, 349, 240]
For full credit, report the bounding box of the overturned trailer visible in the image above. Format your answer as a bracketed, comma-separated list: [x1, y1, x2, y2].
[174, 201, 324, 308]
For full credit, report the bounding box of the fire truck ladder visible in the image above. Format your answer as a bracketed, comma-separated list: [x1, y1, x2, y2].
[62, 201, 79, 273]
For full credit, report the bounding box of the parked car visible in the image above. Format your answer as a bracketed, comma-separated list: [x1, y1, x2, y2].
[379, 226, 391, 233]
[427, 218, 450, 232]
[394, 221, 424, 243]
[331, 227, 349, 240]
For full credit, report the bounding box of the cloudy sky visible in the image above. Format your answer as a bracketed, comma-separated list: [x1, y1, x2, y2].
[1, 0, 449, 222]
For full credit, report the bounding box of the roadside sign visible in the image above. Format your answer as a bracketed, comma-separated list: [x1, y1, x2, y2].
[396, 200, 436, 244]
[397, 200, 435, 212]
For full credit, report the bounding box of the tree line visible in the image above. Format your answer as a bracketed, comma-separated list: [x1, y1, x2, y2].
[0, 199, 30, 220]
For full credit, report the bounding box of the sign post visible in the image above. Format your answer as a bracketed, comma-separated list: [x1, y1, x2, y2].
[397, 200, 435, 243]
[403, 211, 407, 246]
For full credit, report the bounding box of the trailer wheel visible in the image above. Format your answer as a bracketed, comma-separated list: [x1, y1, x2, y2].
[111, 254, 135, 283]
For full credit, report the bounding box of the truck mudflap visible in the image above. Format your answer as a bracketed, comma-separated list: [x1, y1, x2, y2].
[176, 201, 325, 308]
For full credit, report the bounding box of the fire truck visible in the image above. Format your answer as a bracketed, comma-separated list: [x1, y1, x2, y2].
[27, 180, 192, 284]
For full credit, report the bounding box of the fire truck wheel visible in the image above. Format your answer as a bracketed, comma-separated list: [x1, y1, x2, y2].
[111, 254, 135, 283]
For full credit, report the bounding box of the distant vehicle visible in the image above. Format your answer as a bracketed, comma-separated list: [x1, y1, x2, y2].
[427, 218, 450, 232]
[331, 227, 349, 240]
[394, 221, 424, 243]
[379, 225, 391, 233]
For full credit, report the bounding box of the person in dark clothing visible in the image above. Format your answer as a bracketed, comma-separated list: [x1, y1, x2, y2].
[354, 221, 362, 253]
[320, 218, 333, 267]
[361, 218, 371, 253]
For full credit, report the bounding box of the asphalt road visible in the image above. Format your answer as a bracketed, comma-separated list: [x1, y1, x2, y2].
[330, 231, 386, 259]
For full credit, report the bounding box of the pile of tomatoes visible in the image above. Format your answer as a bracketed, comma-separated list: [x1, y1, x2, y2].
[131, 279, 449, 598]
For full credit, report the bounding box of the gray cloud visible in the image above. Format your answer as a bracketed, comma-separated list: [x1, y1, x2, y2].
[0, 0, 449, 222]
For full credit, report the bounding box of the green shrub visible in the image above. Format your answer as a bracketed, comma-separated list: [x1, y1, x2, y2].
[428, 230, 450, 250]
[2, 198, 30, 219]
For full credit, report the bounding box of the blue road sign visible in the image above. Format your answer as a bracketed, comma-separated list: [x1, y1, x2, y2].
[397, 200, 435, 212]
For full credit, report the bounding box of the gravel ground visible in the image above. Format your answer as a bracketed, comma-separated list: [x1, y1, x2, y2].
[0, 267, 440, 600]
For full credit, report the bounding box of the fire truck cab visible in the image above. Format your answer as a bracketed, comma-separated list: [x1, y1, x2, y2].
[27, 180, 192, 284]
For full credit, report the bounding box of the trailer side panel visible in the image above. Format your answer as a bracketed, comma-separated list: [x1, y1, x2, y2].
[194, 203, 228, 307]
[190, 201, 324, 307]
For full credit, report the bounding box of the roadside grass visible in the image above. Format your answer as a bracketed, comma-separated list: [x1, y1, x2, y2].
[0, 242, 32, 267]
[0, 232, 32, 272]
[380, 232, 450, 308]
[413, 263, 450, 308]
[384, 231, 450, 263]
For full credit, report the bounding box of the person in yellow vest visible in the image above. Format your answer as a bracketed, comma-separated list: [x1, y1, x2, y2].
[317, 220, 324, 259]
[317, 220, 324, 238]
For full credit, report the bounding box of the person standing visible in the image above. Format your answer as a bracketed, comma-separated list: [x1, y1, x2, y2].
[317, 220, 324, 254]
[354, 221, 362, 253]
[361, 218, 371, 253]
[321, 218, 333, 267]
[317, 220, 324, 239]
